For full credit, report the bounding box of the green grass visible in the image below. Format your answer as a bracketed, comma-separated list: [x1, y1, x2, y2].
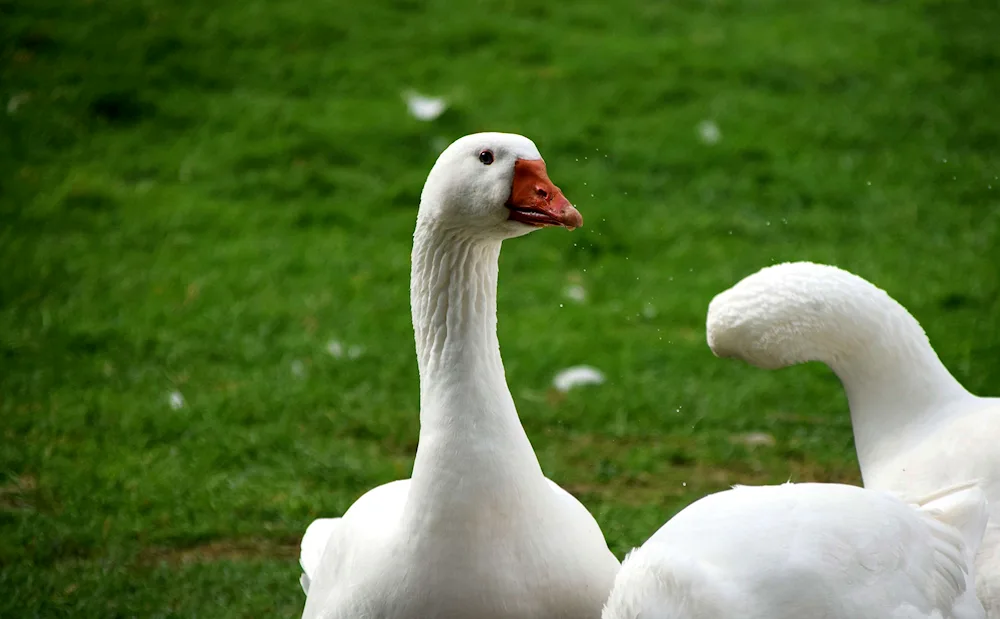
[2, 0, 999, 615]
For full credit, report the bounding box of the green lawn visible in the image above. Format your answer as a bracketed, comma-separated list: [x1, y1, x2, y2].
[2, 0, 998, 615]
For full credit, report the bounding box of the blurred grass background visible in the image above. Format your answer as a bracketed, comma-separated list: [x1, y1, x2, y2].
[2, 0, 999, 615]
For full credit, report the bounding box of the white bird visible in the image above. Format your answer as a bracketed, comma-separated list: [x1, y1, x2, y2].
[706, 261, 1000, 616]
[603, 482, 989, 619]
[298, 133, 619, 619]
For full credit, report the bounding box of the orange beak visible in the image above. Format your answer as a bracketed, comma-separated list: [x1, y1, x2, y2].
[505, 159, 583, 230]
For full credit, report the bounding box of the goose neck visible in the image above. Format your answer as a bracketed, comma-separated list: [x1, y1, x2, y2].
[406, 219, 544, 514]
[827, 314, 969, 474]
[410, 222, 503, 381]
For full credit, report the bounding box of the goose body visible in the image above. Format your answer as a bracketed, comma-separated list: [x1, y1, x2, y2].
[603, 482, 989, 619]
[706, 261, 1000, 615]
[299, 133, 619, 619]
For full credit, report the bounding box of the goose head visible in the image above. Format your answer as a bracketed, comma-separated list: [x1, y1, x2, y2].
[705, 262, 888, 370]
[418, 132, 582, 240]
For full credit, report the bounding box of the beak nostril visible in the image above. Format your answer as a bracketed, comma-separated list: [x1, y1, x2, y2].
[535, 187, 548, 199]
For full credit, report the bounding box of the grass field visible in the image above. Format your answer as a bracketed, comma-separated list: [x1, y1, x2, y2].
[2, 0, 999, 615]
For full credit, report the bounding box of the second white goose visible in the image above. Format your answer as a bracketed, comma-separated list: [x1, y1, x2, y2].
[706, 261, 1000, 616]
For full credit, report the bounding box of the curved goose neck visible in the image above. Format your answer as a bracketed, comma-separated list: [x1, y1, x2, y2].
[406, 218, 545, 521]
[799, 282, 970, 472]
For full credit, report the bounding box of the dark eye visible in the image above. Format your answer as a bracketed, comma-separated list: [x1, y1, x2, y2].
[479, 150, 494, 165]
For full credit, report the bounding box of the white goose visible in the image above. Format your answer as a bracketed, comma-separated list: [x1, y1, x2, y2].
[298, 133, 619, 619]
[706, 261, 1000, 616]
[603, 482, 988, 619]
